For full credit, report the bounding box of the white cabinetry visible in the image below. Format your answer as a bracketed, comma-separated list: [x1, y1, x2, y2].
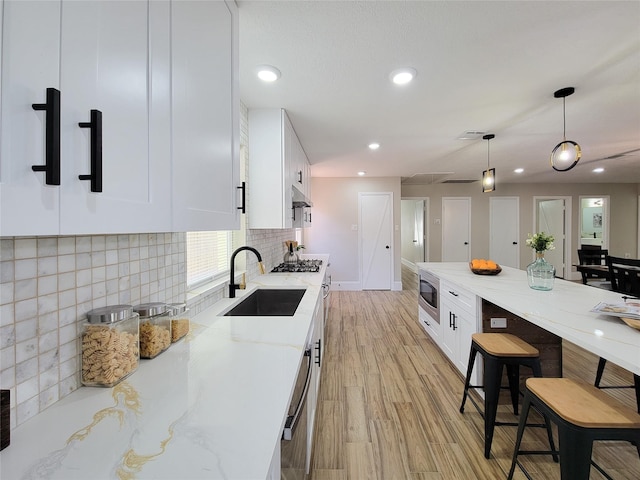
[440, 280, 480, 380]
[307, 293, 324, 473]
[1, 0, 171, 235]
[0, 0, 239, 235]
[248, 108, 311, 229]
[170, 0, 240, 232]
[418, 305, 441, 343]
[248, 108, 293, 229]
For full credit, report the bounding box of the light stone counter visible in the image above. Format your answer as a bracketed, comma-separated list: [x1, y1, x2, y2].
[0, 255, 329, 480]
[417, 262, 640, 375]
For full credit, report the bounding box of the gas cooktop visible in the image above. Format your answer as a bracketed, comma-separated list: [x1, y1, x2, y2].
[271, 259, 323, 273]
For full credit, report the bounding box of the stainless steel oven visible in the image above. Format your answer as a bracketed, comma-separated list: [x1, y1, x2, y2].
[418, 269, 439, 324]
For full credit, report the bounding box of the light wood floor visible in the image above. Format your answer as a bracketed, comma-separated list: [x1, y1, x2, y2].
[309, 266, 640, 479]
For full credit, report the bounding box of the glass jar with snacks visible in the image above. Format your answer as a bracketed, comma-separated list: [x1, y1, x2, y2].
[82, 305, 140, 387]
[133, 303, 172, 359]
[168, 302, 190, 343]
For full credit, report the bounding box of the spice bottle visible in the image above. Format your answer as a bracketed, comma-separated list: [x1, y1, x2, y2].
[82, 305, 140, 387]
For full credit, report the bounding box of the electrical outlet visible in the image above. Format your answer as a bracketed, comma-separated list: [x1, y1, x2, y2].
[490, 317, 507, 328]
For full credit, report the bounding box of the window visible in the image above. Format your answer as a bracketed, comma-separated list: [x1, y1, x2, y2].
[186, 231, 231, 288]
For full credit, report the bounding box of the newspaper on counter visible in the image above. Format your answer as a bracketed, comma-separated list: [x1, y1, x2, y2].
[591, 301, 640, 320]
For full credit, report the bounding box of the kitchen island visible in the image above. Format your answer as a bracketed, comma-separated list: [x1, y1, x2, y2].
[418, 262, 640, 376]
[0, 256, 329, 480]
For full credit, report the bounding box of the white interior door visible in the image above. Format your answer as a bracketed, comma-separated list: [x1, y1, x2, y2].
[536, 198, 566, 278]
[442, 197, 471, 262]
[490, 197, 520, 268]
[360, 192, 393, 290]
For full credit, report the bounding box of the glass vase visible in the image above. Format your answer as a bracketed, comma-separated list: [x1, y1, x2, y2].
[526, 252, 556, 291]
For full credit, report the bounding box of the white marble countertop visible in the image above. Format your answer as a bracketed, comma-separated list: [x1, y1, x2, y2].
[417, 262, 640, 376]
[0, 255, 329, 480]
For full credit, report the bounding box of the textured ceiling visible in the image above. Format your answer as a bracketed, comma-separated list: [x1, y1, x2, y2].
[238, 1, 640, 184]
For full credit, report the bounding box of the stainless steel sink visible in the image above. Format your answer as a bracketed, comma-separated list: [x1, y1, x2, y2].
[223, 288, 306, 316]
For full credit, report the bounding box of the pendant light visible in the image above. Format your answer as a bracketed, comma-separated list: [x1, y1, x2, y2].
[550, 87, 581, 171]
[482, 134, 495, 193]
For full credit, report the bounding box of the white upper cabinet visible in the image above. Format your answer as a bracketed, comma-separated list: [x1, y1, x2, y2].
[248, 109, 294, 229]
[171, 0, 240, 232]
[1, 0, 238, 236]
[1, 0, 62, 235]
[248, 108, 311, 229]
[59, 0, 171, 234]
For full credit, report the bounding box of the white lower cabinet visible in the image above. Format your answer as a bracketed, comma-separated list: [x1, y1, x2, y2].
[418, 305, 441, 343]
[307, 293, 324, 473]
[439, 280, 480, 381]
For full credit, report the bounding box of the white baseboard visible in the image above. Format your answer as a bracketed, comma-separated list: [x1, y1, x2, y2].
[401, 258, 417, 271]
[330, 281, 361, 291]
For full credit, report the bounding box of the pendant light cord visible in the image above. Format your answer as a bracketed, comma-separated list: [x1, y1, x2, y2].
[563, 97, 567, 142]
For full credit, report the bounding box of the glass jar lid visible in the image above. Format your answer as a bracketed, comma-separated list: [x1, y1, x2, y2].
[86, 305, 133, 324]
[133, 302, 168, 318]
[169, 302, 188, 315]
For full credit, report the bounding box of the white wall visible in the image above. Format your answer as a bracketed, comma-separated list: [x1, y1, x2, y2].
[401, 182, 639, 272]
[306, 177, 401, 290]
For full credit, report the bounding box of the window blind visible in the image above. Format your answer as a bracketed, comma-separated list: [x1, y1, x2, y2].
[186, 231, 231, 287]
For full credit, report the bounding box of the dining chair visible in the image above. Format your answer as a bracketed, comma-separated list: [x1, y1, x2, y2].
[594, 255, 640, 412]
[576, 248, 609, 286]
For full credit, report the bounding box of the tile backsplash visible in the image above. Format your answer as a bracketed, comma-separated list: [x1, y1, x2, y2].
[0, 227, 297, 430]
[0, 233, 186, 427]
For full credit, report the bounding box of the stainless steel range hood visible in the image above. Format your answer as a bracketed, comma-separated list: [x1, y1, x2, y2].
[292, 186, 312, 208]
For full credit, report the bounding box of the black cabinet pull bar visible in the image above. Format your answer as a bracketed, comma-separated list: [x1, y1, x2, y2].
[31, 88, 61, 185]
[237, 182, 246, 213]
[78, 109, 103, 192]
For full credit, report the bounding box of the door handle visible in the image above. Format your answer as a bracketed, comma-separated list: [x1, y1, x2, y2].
[32, 87, 61, 185]
[78, 109, 103, 192]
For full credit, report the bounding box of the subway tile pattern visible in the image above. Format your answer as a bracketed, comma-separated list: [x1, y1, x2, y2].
[0, 233, 186, 428]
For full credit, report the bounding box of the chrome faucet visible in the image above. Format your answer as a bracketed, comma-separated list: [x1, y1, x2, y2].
[229, 246, 265, 298]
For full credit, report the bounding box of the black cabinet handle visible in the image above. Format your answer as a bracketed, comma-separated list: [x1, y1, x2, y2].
[315, 339, 321, 366]
[448, 290, 459, 297]
[513, 241, 518, 245]
[452, 313, 457, 331]
[236, 181, 246, 214]
[32, 87, 61, 185]
[308, 212, 311, 223]
[78, 109, 103, 192]
[464, 241, 469, 245]
[298, 170, 302, 184]
[449, 311, 453, 328]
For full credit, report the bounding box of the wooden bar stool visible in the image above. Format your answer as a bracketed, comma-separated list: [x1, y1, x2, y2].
[459, 333, 556, 459]
[508, 377, 640, 480]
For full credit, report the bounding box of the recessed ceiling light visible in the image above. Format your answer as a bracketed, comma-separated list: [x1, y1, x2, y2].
[514, 168, 524, 174]
[368, 143, 380, 150]
[357, 171, 366, 176]
[390, 67, 416, 85]
[593, 167, 605, 173]
[256, 65, 281, 82]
